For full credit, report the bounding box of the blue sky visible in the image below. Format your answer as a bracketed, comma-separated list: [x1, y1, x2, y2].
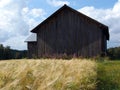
[29, 0, 118, 18]
[29, 0, 117, 9]
[0, 0, 120, 50]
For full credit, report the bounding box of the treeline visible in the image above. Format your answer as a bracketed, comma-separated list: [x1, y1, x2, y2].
[0, 43, 120, 60]
[107, 47, 120, 60]
[0, 44, 27, 60]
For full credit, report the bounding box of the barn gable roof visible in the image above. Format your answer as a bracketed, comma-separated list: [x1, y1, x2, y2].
[31, 5, 109, 40]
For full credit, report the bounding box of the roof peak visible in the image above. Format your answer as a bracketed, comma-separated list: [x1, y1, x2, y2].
[31, 4, 109, 40]
[63, 4, 67, 6]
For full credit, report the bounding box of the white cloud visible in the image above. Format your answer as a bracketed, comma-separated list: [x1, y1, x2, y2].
[47, 0, 70, 7]
[0, 0, 11, 8]
[22, 7, 46, 30]
[78, 0, 120, 48]
[113, 0, 120, 13]
[3, 36, 27, 50]
[30, 9, 46, 18]
[0, 0, 46, 50]
[22, 7, 46, 18]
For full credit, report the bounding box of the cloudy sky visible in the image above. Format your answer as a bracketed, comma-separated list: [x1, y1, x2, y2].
[0, 0, 120, 50]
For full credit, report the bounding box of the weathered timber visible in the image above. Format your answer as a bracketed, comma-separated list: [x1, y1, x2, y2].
[27, 5, 109, 58]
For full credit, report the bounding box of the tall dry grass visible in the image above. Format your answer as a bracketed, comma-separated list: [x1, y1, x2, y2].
[0, 59, 97, 90]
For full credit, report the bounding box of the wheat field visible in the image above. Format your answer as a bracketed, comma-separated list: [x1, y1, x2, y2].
[0, 59, 97, 90]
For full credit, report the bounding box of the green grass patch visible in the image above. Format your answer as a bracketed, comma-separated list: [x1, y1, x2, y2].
[97, 61, 120, 90]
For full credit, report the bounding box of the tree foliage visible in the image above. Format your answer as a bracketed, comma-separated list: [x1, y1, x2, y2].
[107, 47, 120, 60]
[0, 44, 27, 60]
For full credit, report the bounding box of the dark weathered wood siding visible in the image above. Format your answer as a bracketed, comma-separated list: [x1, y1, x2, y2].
[28, 42, 37, 58]
[36, 8, 107, 58]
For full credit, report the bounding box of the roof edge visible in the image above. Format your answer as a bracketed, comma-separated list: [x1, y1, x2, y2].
[31, 5, 109, 40]
[31, 4, 68, 33]
[25, 33, 37, 42]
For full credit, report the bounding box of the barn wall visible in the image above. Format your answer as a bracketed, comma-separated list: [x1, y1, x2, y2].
[101, 32, 107, 55]
[28, 42, 37, 58]
[37, 8, 106, 58]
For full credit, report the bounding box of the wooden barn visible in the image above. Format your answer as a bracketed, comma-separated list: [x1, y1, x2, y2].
[26, 5, 109, 58]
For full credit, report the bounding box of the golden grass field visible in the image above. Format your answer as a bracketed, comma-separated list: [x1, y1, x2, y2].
[0, 59, 97, 90]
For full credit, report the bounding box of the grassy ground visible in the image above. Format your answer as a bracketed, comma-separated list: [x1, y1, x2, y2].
[0, 59, 120, 90]
[97, 60, 120, 90]
[0, 59, 97, 90]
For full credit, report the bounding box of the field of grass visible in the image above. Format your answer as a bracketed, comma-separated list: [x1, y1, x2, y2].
[97, 60, 120, 90]
[0, 59, 120, 90]
[0, 59, 97, 90]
